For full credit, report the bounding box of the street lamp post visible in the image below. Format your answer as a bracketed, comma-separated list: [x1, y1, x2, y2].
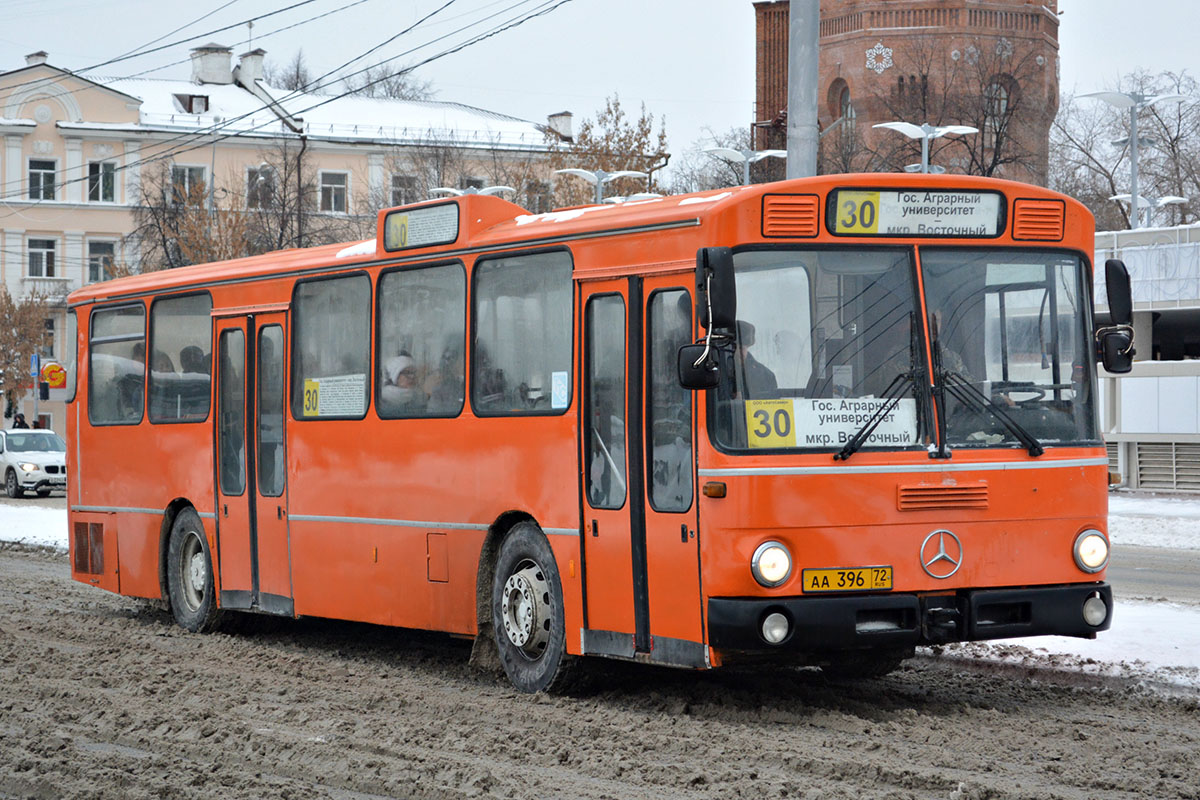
[872, 122, 978, 173]
[1081, 91, 1187, 229]
[553, 168, 648, 204]
[702, 148, 787, 186]
[1109, 193, 1188, 229]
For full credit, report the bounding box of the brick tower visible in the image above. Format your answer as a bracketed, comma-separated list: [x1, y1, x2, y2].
[753, 1, 1060, 185]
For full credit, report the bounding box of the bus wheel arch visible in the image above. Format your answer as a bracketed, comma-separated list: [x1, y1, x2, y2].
[157, 499, 198, 604]
[489, 518, 576, 693]
[470, 511, 533, 673]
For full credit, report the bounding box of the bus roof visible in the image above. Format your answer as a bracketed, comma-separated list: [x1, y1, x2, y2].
[68, 173, 1087, 307]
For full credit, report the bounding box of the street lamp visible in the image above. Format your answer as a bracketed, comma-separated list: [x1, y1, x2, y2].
[872, 122, 978, 173]
[702, 147, 786, 186]
[1109, 193, 1188, 229]
[553, 168, 648, 204]
[428, 185, 515, 198]
[1081, 91, 1187, 229]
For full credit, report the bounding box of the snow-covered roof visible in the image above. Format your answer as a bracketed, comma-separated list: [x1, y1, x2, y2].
[88, 75, 552, 149]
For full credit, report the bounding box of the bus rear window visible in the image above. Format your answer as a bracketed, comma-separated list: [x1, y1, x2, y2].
[291, 274, 371, 420]
[149, 293, 212, 423]
[472, 251, 572, 416]
[89, 304, 146, 425]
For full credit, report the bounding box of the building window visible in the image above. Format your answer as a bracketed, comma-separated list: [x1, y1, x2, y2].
[28, 239, 56, 278]
[839, 86, 857, 140]
[459, 176, 485, 192]
[390, 174, 417, 207]
[247, 166, 275, 209]
[525, 180, 552, 213]
[985, 79, 1014, 150]
[320, 171, 348, 213]
[88, 161, 116, 202]
[88, 241, 116, 283]
[173, 94, 209, 114]
[41, 318, 55, 360]
[29, 159, 56, 200]
[170, 165, 206, 205]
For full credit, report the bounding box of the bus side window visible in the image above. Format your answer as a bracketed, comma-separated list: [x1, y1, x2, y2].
[291, 274, 371, 420]
[648, 289, 693, 512]
[376, 263, 465, 419]
[89, 304, 146, 426]
[149, 293, 212, 423]
[471, 251, 572, 416]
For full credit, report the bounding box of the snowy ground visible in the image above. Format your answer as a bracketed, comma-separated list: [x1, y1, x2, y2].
[3, 494, 1197, 693]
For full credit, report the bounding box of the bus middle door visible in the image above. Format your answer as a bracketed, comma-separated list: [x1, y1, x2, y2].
[213, 312, 293, 615]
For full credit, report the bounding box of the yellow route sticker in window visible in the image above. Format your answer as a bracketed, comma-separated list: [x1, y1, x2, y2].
[834, 190, 880, 234]
[745, 399, 796, 448]
[302, 379, 320, 417]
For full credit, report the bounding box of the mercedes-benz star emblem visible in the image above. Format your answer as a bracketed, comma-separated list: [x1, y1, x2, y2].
[920, 529, 963, 579]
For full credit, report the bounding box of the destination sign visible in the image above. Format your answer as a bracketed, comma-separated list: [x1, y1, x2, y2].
[828, 189, 1003, 237]
[383, 203, 460, 251]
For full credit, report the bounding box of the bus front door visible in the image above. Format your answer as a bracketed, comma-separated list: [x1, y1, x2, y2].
[580, 277, 703, 667]
[213, 312, 293, 615]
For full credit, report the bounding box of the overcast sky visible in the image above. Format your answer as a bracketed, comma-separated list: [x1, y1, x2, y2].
[0, 0, 1192, 159]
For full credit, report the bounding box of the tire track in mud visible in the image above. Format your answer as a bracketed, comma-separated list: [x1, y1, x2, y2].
[1, 548, 1197, 800]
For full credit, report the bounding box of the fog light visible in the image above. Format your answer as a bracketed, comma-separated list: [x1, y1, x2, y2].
[762, 612, 789, 644]
[751, 541, 792, 587]
[1082, 592, 1108, 627]
[1073, 529, 1109, 573]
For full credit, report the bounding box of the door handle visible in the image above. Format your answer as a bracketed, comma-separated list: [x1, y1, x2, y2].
[222, 504, 228, 517]
[591, 519, 599, 537]
[681, 524, 688, 543]
[277, 506, 284, 520]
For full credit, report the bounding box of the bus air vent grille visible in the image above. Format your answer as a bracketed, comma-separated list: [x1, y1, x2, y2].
[72, 522, 104, 574]
[1012, 199, 1064, 241]
[897, 482, 988, 511]
[762, 194, 820, 238]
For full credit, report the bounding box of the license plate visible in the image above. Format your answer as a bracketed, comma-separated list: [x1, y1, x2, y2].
[801, 566, 892, 593]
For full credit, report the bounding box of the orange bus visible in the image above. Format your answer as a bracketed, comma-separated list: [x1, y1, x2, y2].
[64, 173, 1134, 692]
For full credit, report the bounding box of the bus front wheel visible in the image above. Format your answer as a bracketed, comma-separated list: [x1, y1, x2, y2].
[491, 522, 575, 693]
[166, 508, 222, 633]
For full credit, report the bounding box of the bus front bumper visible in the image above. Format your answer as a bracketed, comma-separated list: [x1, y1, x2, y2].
[707, 583, 1112, 654]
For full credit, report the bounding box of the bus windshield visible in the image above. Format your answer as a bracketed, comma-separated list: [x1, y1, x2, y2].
[712, 247, 928, 451]
[921, 248, 1098, 447]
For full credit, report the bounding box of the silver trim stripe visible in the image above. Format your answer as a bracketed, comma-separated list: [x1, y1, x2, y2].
[289, 513, 579, 537]
[698, 456, 1109, 477]
[71, 505, 217, 520]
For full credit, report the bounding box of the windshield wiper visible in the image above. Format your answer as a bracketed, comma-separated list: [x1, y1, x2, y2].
[834, 370, 914, 461]
[939, 370, 1044, 457]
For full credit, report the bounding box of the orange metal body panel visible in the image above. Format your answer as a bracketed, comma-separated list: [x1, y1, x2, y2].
[65, 174, 1104, 667]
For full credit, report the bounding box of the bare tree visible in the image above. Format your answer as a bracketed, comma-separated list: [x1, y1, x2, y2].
[548, 94, 670, 205]
[865, 34, 1050, 180]
[342, 64, 435, 101]
[0, 288, 49, 418]
[264, 49, 315, 92]
[667, 127, 755, 193]
[1050, 70, 1199, 229]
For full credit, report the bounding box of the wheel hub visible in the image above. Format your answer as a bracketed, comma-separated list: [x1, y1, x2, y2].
[501, 561, 551, 657]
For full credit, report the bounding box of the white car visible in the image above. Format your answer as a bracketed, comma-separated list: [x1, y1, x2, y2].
[1, 429, 67, 498]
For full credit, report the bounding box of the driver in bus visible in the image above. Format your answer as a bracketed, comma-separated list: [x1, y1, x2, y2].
[735, 320, 778, 398]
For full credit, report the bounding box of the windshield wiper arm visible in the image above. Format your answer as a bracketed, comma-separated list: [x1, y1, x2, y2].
[940, 371, 1044, 457]
[834, 371, 914, 461]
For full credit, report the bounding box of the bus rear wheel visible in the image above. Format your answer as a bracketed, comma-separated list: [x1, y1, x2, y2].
[166, 508, 222, 633]
[491, 522, 574, 693]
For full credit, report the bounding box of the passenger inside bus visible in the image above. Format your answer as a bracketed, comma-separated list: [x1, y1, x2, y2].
[380, 354, 427, 415]
[426, 344, 465, 413]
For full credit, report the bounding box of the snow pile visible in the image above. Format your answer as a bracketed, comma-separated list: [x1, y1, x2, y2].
[0, 505, 66, 550]
[1109, 492, 1200, 550]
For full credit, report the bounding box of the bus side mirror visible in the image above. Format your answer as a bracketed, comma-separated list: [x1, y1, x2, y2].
[1098, 329, 1134, 374]
[678, 343, 720, 390]
[1098, 259, 1135, 373]
[696, 247, 736, 332]
[1105, 259, 1133, 326]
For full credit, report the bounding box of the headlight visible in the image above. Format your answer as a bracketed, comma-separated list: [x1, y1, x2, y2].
[19, 462, 38, 472]
[1073, 529, 1109, 573]
[751, 541, 792, 587]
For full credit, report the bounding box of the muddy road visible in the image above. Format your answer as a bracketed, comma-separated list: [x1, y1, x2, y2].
[1, 547, 1196, 800]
